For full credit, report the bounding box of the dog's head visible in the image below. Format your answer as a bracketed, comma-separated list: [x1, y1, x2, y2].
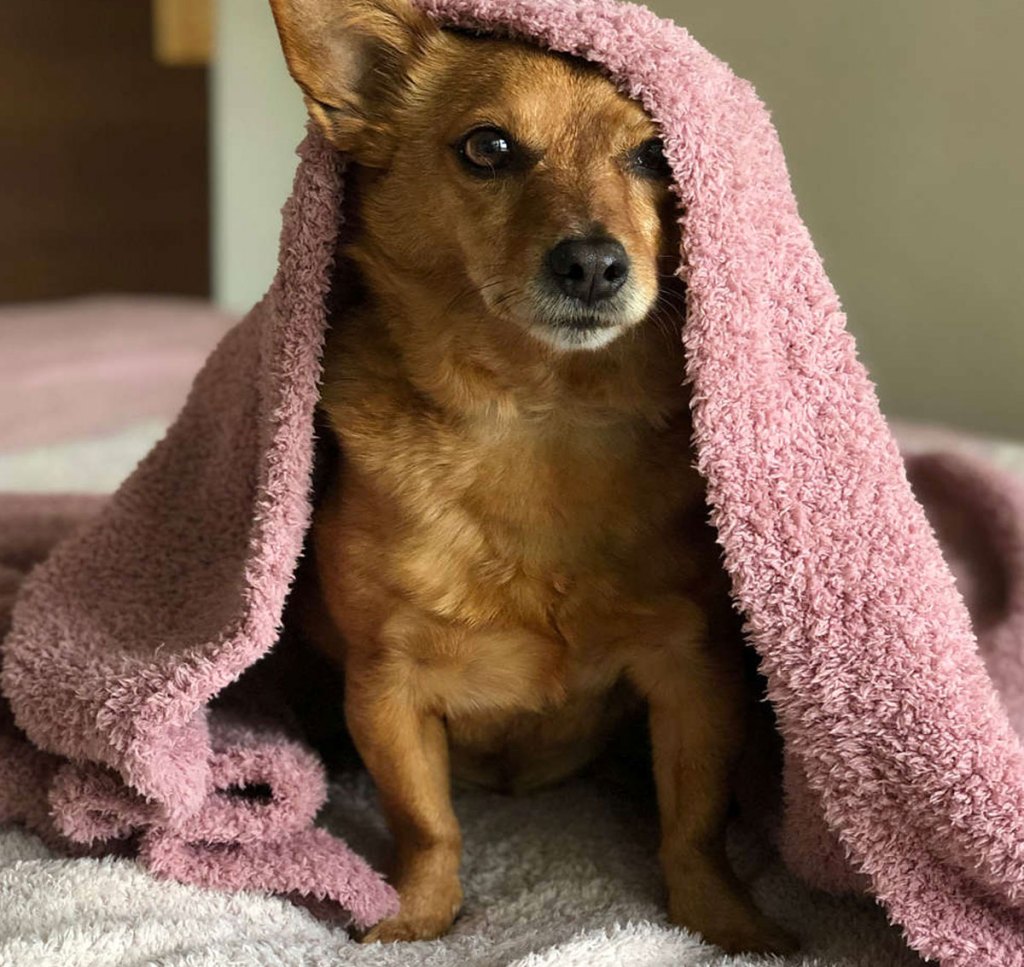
[272, 0, 681, 353]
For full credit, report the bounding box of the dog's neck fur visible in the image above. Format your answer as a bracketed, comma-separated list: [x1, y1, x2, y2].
[332, 244, 689, 437]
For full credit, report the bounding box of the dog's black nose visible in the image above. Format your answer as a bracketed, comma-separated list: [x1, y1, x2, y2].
[545, 237, 630, 305]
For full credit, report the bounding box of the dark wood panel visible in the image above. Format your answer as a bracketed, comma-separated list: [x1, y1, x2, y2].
[0, 1, 209, 301]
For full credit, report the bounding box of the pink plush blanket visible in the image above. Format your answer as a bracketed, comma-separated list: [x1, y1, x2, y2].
[2, 1, 1023, 962]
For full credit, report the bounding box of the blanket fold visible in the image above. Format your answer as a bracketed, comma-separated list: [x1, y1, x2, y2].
[2, 1, 1023, 962]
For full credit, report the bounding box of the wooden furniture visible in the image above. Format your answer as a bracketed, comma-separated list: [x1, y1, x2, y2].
[0, 1, 209, 301]
[153, 0, 212, 67]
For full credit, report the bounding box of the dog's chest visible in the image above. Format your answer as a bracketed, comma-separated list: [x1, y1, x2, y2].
[370, 408, 706, 682]
[318, 327, 712, 785]
[388, 411, 699, 624]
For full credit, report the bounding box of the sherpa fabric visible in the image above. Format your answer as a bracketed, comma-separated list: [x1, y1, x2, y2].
[1, 0, 1023, 962]
[0, 772, 929, 967]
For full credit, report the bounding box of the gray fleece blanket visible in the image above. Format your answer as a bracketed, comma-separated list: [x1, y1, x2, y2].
[0, 771, 924, 967]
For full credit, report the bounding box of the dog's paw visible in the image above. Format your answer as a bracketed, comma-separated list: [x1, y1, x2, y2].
[673, 902, 798, 957]
[704, 915, 799, 957]
[360, 912, 454, 944]
[359, 880, 462, 944]
[668, 869, 798, 956]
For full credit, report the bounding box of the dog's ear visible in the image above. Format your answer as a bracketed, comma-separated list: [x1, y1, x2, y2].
[269, 0, 440, 164]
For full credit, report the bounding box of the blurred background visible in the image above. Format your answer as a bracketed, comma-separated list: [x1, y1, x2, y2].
[1, 0, 1022, 493]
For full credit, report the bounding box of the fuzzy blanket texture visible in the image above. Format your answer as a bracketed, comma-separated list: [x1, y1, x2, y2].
[0, 773, 930, 967]
[3, 427, 1021, 967]
[2, 1, 1024, 965]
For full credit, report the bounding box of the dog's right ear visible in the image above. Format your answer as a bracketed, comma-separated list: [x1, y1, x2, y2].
[269, 0, 440, 165]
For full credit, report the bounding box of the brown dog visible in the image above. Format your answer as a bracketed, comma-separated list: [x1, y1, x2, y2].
[271, 0, 795, 954]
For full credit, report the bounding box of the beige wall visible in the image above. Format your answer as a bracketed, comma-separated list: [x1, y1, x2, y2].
[212, 0, 306, 315]
[213, 0, 1023, 438]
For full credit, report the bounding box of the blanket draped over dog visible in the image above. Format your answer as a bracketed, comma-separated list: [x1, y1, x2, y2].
[2, 0, 1023, 962]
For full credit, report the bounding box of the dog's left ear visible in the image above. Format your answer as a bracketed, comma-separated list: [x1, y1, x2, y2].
[269, 0, 440, 165]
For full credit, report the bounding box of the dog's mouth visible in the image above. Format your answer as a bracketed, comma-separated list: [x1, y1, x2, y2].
[477, 281, 654, 352]
[530, 310, 625, 350]
[524, 287, 655, 351]
[558, 313, 617, 331]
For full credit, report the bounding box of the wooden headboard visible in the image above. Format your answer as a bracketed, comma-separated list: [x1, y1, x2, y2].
[0, 0, 209, 302]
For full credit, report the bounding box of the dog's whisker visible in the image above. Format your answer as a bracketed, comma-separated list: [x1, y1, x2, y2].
[441, 276, 505, 317]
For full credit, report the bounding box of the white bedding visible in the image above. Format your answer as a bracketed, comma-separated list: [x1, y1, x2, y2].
[1, 772, 925, 967]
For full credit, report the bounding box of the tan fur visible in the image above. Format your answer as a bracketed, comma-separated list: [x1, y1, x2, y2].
[272, 0, 795, 953]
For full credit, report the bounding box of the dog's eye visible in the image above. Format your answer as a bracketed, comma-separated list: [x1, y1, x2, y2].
[458, 127, 517, 174]
[630, 138, 671, 179]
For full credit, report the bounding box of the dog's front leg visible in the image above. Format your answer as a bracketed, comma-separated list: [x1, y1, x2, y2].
[627, 616, 796, 955]
[345, 666, 463, 943]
